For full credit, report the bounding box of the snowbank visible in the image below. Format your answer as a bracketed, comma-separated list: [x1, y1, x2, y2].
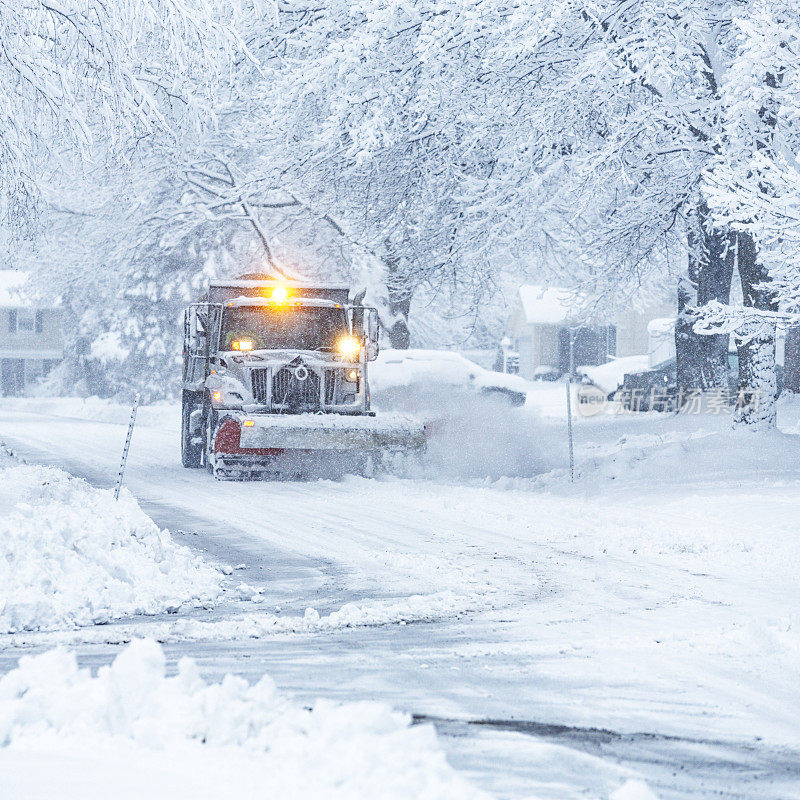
[8, 590, 488, 648]
[0, 396, 178, 429]
[554, 426, 800, 490]
[0, 640, 488, 800]
[0, 459, 221, 633]
[611, 781, 660, 800]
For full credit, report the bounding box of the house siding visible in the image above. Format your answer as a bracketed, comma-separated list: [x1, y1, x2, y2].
[614, 304, 675, 359]
[506, 288, 675, 378]
[0, 308, 62, 358]
[0, 307, 63, 395]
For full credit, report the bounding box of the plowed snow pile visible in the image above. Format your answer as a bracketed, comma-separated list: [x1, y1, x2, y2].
[0, 640, 488, 800]
[0, 459, 221, 632]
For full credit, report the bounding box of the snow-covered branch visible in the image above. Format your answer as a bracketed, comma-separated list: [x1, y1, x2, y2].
[691, 299, 794, 339]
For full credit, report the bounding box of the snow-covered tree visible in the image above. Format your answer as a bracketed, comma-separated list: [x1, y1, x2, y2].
[0, 1, 267, 397]
[230, 0, 518, 346]
[12, 0, 800, 416]
[446, 0, 800, 426]
[702, 0, 800, 423]
[0, 0, 250, 230]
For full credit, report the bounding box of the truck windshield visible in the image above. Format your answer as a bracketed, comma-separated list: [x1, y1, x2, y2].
[220, 306, 349, 352]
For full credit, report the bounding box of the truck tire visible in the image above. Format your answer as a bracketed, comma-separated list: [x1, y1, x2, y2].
[181, 391, 203, 468]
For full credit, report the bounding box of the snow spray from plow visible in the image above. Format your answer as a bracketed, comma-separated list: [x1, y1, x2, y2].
[375, 385, 562, 480]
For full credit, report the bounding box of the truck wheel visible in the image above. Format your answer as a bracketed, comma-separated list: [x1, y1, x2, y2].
[181, 392, 203, 468]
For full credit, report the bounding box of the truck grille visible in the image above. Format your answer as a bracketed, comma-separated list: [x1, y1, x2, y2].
[325, 370, 337, 405]
[271, 365, 321, 408]
[251, 368, 271, 404]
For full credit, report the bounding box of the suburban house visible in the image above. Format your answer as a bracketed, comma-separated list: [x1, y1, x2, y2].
[506, 285, 674, 379]
[0, 271, 63, 395]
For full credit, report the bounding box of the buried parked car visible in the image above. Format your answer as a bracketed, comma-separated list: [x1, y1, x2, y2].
[371, 349, 531, 406]
[574, 355, 651, 415]
[577, 354, 681, 412]
[615, 352, 783, 412]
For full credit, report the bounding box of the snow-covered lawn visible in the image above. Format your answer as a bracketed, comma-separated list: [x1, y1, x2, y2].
[0, 454, 221, 633]
[0, 395, 179, 431]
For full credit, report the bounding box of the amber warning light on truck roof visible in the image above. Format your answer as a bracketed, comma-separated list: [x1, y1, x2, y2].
[270, 285, 289, 303]
[231, 340, 253, 351]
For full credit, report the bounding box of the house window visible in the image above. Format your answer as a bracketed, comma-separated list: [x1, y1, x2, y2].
[17, 309, 35, 333]
[25, 359, 44, 385]
[7, 309, 41, 334]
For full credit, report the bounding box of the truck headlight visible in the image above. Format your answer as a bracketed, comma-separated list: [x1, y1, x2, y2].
[345, 369, 359, 382]
[337, 335, 361, 360]
[211, 389, 244, 406]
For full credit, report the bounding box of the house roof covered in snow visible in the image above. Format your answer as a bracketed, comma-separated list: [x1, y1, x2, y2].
[0, 271, 60, 309]
[0, 270, 30, 308]
[517, 285, 585, 326]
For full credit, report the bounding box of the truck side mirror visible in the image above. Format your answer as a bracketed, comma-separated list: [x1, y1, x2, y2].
[183, 310, 191, 352]
[185, 306, 211, 356]
[366, 308, 379, 361]
[186, 309, 200, 354]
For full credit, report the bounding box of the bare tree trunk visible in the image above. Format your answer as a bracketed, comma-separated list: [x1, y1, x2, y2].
[384, 249, 412, 349]
[699, 224, 735, 388]
[734, 231, 777, 428]
[783, 327, 800, 393]
[676, 201, 734, 401]
[731, 71, 781, 427]
[675, 274, 702, 397]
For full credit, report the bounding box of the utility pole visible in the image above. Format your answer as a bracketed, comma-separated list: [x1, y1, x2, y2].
[568, 327, 575, 375]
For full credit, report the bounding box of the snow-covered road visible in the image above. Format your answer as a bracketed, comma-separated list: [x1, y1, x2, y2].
[1, 393, 799, 799]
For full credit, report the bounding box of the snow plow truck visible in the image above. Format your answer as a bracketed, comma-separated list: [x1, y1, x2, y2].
[180, 276, 425, 479]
